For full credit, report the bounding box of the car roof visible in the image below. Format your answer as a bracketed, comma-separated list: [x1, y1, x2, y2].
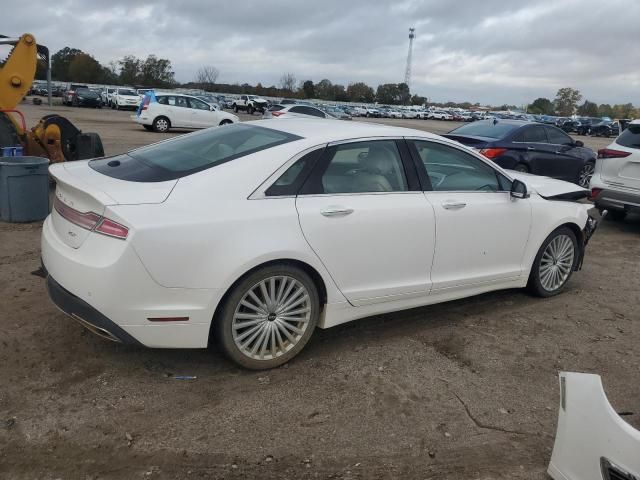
[246, 118, 441, 142]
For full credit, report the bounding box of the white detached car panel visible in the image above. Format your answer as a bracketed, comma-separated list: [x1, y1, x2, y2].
[548, 372, 640, 480]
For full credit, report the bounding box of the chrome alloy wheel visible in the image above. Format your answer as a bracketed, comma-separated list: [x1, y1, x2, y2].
[578, 163, 595, 188]
[539, 234, 575, 292]
[232, 276, 311, 361]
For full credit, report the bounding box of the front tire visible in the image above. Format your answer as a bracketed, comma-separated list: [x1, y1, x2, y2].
[215, 265, 320, 370]
[578, 161, 595, 188]
[247, 105, 254, 115]
[527, 227, 578, 297]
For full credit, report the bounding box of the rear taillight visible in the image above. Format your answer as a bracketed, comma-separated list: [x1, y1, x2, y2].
[95, 218, 129, 239]
[479, 148, 507, 160]
[590, 188, 603, 199]
[53, 197, 129, 240]
[597, 148, 631, 159]
[271, 111, 286, 117]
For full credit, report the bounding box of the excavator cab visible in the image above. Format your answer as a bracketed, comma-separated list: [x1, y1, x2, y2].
[0, 33, 104, 163]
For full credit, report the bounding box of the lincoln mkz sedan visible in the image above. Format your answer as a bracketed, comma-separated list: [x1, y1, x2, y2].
[43, 120, 599, 369]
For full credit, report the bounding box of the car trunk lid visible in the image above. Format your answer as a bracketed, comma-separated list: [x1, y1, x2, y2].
[49, 161, 176, 248]
[441, 134, 493, 148]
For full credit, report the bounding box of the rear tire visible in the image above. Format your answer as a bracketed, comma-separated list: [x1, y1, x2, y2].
[514, 163, 529, 173]
[527, 227, 578, 297]
[234, 104, 239, 113]
[214, 264, 320, 370]
[578, 161, 595, 188]
[248, 105, 254, 115]
[608, 210, 627, 222]
[152, 116, 170, 133]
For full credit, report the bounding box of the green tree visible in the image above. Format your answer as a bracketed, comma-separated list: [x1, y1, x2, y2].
[410, 94, 426, 105]
[301, 80, 315, 98]
[68, 53, 104, 83]
[612, 103, 634, 119]
[598, 104, 613, 118]
[118, 55, 141, 85]
[346, 82, 375, 103]
[332, 84, 349, 102]
[577, 100, 598, 117]
[527, 97, 554, 115]
[554, 87, 582, 116]
[51, 47, 83, 81]
[315, 79, 334, 100]
[397, 82, 411, 105]
[139, 55, 175, 87]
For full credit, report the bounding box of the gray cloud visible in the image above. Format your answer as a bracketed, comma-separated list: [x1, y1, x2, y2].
[5, 0, 640, 105]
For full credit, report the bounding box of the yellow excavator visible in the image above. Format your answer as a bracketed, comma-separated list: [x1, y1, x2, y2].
[0, 33, 103, 162]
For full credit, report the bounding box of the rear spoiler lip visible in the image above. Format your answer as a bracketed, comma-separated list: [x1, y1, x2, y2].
[49, 162, 118, 207]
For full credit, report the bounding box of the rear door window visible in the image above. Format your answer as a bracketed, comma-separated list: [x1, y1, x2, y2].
[189, 98, 210, 110]
[89, 124, 302, 182]
[616, 123, 640, 149]
[545, 127, 572, 145]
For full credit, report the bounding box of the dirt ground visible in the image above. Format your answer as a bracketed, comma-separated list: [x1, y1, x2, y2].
[1, 101, 638, 479]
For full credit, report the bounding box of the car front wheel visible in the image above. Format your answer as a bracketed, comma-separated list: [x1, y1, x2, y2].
[528, 227, 578, 297]
[215, 264, 320, 370]
[578, 161, 595, 188]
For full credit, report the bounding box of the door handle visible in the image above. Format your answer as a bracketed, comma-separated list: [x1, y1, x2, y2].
[527, 146, 535, 151]
[442, 201, 466, 210]
[321, 207, 354, 217]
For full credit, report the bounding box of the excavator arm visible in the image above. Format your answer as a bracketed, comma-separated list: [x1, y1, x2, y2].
[0, 33, 103, 162]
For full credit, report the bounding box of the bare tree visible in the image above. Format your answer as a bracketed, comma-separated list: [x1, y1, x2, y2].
[194, 66, 220, 91]
[279, 72, 296, 93]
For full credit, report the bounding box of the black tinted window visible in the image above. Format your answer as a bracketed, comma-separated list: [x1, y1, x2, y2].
[90, 124, 302, 182]
[265, 148, 324, 196]
[616, 123, 640, 149]
[515, 126, 547, 143]
[545, 127, 572, 145]
[413, 141, 506, 192]
[449, 121, 520, 139]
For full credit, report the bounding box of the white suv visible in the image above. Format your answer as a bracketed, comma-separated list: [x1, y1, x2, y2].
[590, 119, 640, 221]
[135, 93, 239, 132]
[112, 88, 141, 110]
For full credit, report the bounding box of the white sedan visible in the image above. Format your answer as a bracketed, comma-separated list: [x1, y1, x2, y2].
[42, 120, 599, 369]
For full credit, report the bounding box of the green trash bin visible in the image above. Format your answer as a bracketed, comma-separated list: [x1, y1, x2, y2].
[0, 156, 50, 222]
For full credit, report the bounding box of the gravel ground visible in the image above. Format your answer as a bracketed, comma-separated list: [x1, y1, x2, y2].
[1, 101, 638, 479]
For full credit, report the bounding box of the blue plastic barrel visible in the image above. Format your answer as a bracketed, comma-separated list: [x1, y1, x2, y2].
[0, 156, 50, 222]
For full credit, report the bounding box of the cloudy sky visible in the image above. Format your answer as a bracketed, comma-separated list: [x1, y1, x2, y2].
[5, 0, 640, 106]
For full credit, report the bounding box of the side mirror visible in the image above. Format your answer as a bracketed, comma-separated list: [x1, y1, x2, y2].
[511, 179, 529, 199]
[574, 140, 584, 147]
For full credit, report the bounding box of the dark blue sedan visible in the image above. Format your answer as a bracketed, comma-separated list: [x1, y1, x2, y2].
[444, 120, 597, 188]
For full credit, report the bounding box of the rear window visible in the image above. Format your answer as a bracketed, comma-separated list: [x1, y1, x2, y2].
[448, 121, 520, 139]
[89, 124, 302, 182]
[616, 123, 640, 149]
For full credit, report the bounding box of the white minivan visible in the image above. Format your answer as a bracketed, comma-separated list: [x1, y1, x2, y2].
[135, 93, 239, 132]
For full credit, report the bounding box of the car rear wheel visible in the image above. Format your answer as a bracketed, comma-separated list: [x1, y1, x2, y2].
[527, 227, 578, 297]
[152, 116, 170, 133]
[514, 163, 529, 173]
[608, 210, 627, 221]
[215, 264, 320, 370]
[578, 161, 595, 188]
[234, 105, 239, 113]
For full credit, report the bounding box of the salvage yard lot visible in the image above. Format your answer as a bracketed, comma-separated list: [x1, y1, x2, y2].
[1, 101, 639, 479]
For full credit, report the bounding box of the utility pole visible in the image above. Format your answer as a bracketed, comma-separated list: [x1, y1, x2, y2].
[404, 28, 415, 90]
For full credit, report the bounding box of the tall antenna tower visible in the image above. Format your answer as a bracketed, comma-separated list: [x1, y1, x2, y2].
[404, 27, 415, 89]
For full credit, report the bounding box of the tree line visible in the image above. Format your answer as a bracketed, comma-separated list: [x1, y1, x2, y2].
[38, 47, 639, 114]
[528, 87, 639, 119]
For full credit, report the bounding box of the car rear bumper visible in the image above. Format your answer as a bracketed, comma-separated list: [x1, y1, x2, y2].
[41, 216, 220, 348]
[46, 273, 142, 345]
[593, 188, 640, 213]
